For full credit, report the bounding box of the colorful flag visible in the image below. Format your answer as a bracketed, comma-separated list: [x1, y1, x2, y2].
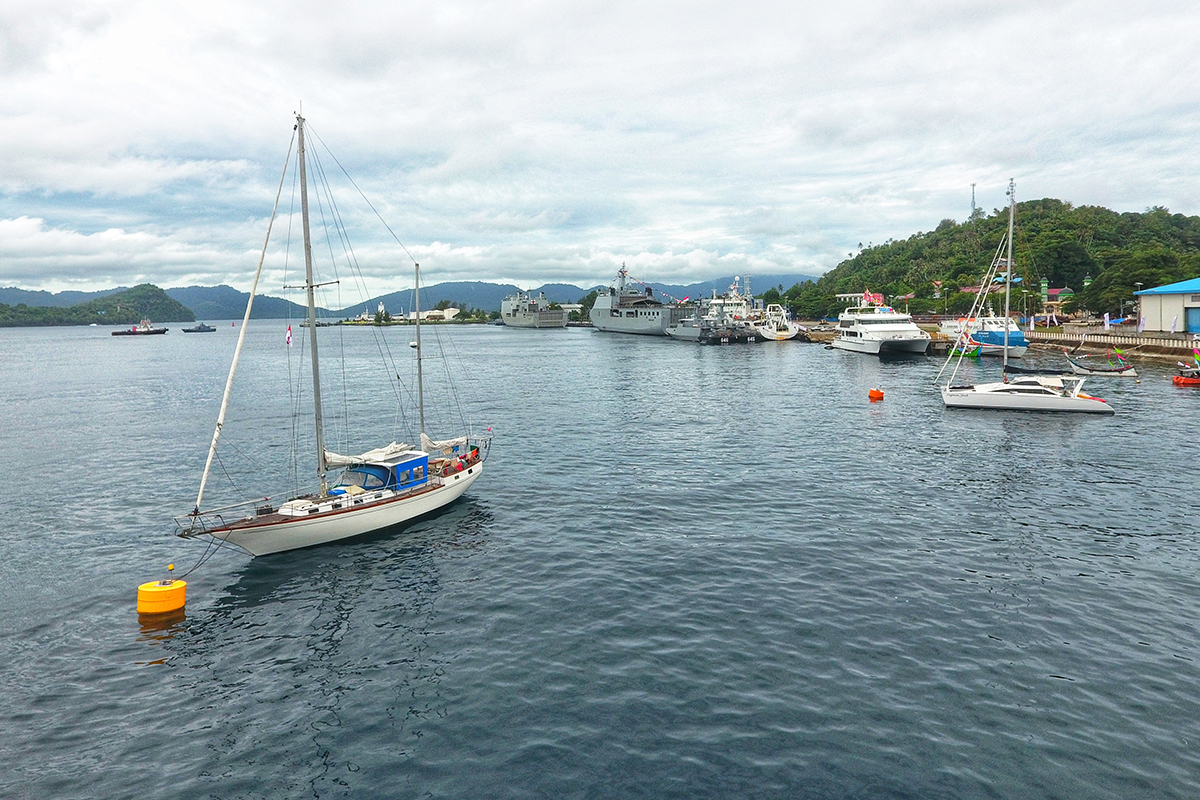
[1103, 312, 1110, 331]
[286, 325, 292, 346]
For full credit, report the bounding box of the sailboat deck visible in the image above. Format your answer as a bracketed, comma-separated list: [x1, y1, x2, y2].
[200, 456, 483, 534]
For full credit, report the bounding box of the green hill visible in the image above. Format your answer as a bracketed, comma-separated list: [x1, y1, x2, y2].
[0, 284, 195, 327]
[774, 201, 1200, 319]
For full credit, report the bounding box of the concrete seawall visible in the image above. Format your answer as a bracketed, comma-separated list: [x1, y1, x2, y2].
[1027, 329, 1200, 360]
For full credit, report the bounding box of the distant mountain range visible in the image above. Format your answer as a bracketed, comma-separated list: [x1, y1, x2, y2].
[0, 272, 822, 321]
[165, 285, 311, 320]
[0, 286, 126, 307]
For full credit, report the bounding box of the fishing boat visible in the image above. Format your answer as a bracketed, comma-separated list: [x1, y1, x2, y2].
[938, 180, 1114, 414]
[176, 114, 490, 556]
[754, 303, 802, 341]
[1173, 352, 1200, 385]
[949, 337, 982, 359]
[112, 319, 167, 336]
[182, 322, 216, 333]
[1065, 347, 1138, 377]
[938, 313, 1028, 357]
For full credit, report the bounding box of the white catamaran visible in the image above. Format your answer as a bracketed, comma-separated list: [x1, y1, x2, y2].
[177, 114, 490, 556]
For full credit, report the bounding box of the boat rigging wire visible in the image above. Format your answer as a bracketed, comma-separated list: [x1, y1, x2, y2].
[304, 126, 415, 441]
[932, 233, 1009, 387]
[307, 125, 419, 266]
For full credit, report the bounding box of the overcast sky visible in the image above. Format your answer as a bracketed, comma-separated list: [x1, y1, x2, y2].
[2, 0, 1198, 299]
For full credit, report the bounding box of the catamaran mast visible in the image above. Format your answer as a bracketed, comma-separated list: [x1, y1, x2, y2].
[1002, 179, 1015, 373]
[297, 114, 329, 494]
[414, 262, 426, 435]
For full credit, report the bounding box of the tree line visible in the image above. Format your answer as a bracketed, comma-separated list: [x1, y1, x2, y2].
[757, 200, 1200, 319]
[0, 284, 195, 327]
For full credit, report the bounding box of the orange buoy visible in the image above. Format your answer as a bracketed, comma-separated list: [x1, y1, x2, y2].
[137, 565, 186, 614]
[868, 388, 884, 402]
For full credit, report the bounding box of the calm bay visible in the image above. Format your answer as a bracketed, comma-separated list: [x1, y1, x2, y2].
[1, 323, 1197, 799]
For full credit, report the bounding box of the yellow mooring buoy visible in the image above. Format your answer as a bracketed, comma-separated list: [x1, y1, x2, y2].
[137, 564, 186, 614]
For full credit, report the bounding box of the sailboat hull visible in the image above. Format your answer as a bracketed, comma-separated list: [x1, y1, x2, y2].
[210, 464, 483, 556]
[941, 384, 1114, 414]
[1069, 363, 1138, 377]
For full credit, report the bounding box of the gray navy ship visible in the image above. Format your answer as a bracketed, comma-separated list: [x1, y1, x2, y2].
[589, 265, 686, 336]
[500, 291, 567, 328]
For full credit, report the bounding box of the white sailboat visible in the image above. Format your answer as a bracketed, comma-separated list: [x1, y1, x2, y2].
[938, 180, 1114, 414]
[177, 114, 490, 556]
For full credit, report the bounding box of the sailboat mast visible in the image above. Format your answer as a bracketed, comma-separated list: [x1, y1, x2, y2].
[414, 262, 426, 435]
[297, 114, 329, 494]
[1003, 179, 1015, 371]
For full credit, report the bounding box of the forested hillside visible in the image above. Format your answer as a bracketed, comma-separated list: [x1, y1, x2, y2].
[165, 285, 310, 320]
[768, 201, 1200, 319]
[0, 284, 194, 327]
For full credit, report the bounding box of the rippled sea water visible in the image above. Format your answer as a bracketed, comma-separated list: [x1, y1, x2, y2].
[1, 323, 1198, 799]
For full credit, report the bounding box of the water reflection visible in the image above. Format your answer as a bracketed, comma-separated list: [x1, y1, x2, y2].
[123, 498, 496, 794]
[197, 497, 495, 615]
[137, 608, 187, 639]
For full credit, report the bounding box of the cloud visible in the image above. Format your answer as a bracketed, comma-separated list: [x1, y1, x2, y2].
[2, 0, 1200, 297]
[0, 216, 250, 290]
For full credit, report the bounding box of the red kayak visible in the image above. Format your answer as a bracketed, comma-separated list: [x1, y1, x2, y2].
[1173, 375, 1200, 386]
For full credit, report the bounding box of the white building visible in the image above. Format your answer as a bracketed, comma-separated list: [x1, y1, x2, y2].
[1135, 277, 1200, 334]
[405, 308, 460, 322]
